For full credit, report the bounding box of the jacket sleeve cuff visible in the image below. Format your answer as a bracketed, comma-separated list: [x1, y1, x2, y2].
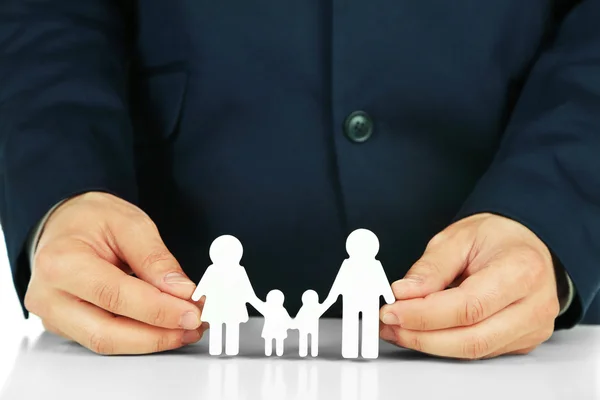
[558, 271, 576, 317]
[4, 154, 138, 319]
[27, 200, 68, 270]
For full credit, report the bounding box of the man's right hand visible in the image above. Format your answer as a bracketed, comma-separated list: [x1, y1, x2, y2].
[24, 192, 206, 355]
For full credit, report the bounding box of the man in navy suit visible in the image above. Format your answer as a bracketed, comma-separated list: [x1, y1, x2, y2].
[0, 1, 598, 357]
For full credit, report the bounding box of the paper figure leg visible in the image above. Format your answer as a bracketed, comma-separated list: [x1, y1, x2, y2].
[265, 339, 273, 356]
[361, 309, 379, 359]
[310, 331, 319, 357]
[342, 311, 359, 358]
[209, 323, 223, 355]
[299, 332, 308, 357]
[225, 323, 240, 356]
[276, 339, 284, 356]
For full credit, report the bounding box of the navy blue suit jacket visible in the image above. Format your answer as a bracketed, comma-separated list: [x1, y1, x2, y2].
[1, 1, 599, 326]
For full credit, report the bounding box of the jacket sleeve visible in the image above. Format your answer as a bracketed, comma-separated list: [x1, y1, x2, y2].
[0, 1, 138, 317]
[455, 0, 600, 329]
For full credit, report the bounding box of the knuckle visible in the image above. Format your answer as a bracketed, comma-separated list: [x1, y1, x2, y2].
[417, 315, 428, 331]
[93, 282, 124, 313]
[409, 259, 441, 281]
[462, 335, 491, 359]
[148, 305, 168, 327]
[131, 213, 157, 232]
[461, 296, 485, 326]
[537, 327, 555, 343]
[115, 210, 157, 238]
[408, 334, 424, 352]
[547, 298, 561, 318]
[34, 247, 63, 283]
[534, 298, 560, 325]
[426, 231, 448, 249]
[88, 332, 114, 355]
[543, 299, 560, 320]
[516, 247, 548, 288]
[24, 290, 43, 315]
[153, 333, 176, 353]
[140, 249, 176, 272]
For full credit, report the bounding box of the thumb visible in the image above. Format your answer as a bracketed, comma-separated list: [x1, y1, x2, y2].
[392, 230, 470, 300]
[109, 216, 196, 300]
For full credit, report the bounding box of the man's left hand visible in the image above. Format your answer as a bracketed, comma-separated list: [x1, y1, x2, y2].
[379, 213, 561, 359]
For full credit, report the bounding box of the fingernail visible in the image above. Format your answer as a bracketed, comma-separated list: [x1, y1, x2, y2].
[182, 329, 201, 345]
[180, 312, 200, 330]
[382, 313, 400, 325]
[403, 276, 425, 285]
[164, 272, 195, 285]
[392, 278, 422, 294]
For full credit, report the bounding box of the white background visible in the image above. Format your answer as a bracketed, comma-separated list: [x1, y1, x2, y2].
[0, 228, 33, 395]
[0, 229, 23, 328]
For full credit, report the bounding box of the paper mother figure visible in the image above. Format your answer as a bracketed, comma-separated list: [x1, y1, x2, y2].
[191, 235, 264, 356]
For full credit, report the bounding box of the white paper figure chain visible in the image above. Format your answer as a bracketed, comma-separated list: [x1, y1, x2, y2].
[191, 228, 394, 359]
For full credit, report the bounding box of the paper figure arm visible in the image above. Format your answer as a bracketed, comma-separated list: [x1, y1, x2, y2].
[320, 260, 348, 311]
[250, 296, 267, 315]
[315, 303, 329, 318]
[239, 267, 267, 314]
[191, 266, 212, 302]
[376, 261, 396, 304]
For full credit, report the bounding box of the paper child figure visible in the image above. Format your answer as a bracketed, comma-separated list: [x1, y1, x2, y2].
[254, 289, 292, 356]
[320, 228, 395, 359]
[292, 290, 327, 357]
[191, 235, 263, 356]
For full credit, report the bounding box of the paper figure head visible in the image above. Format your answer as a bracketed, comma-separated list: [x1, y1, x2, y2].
[345, 228, 379, 259]
[301, 290, 319, 305]
[209, 234, 243, 265]
[266, 289, 285, 305]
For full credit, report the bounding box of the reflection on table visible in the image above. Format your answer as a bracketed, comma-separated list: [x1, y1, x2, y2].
[1, 318, 598, 400]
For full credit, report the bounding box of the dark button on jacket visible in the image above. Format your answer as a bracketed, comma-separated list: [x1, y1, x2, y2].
[344, 111, 373, 143]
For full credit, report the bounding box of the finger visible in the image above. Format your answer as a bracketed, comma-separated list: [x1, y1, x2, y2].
[109, 215, 196, 299]
[483, 346, 537, 358]
[391, 230, 471, 300]
[481, 327, 553, 359]
[50, 252, 202, 330]
[380, 253, 534, 330]
[380, 298, 539, 359]
[46, 292, 207, 355]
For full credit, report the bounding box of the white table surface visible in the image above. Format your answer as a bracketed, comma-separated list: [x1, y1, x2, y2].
[0, 316, 599, 400]
[0, 228, 598, 400]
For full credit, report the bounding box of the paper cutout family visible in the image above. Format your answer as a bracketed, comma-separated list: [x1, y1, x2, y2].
[191, 228, 395, 359]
